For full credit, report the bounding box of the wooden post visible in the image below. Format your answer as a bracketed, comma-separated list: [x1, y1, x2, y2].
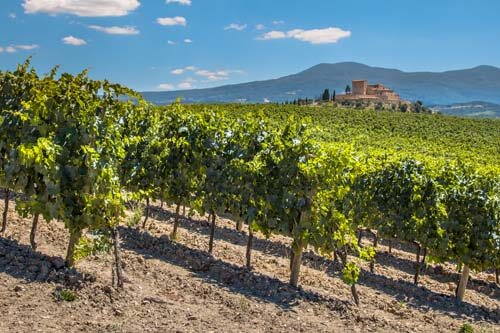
[236, 219, 244, 232]
[170, 203, 181, 240]
[421, 248, 428, 271]
[370, 231, 378, 273]
[142, 197, 150, 229]
[65, 229, 82, 267]
[208, 212, 216, 254]
[456, 265, 470, 301]
[351, 284, 360, 306]
[289, 245, 303, 287]
[495, 268, 499, 285]
[246, 226, 254, 268]
[111, 227, 124, 288]
[414, 242, 421, 285]
[1, 189, 10, 233]
[30, 214, 39, 250]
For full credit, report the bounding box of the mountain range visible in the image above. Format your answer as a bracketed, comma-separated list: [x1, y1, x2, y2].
[141, 62, 500, 107]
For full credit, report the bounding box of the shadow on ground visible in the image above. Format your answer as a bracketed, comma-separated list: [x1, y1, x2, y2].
[0, 236, 92, 287]
[149, 204, 499, 303]
[119, 226, 352, 313]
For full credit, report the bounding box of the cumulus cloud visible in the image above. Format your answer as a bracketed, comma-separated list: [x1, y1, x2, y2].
[178, 82, 193, 89]
[224, 23, 247, 31]
[0, 44, 39, 53]
[171, 68, 185, 75]
[13, 44, 39, 50]
[88, 25, 139, 35]
[157, 16, 187, 26]
[195, 69, 243, 81]
[171, 66, 197, 75]
[157, 83, 175, 91]
[258, 27, 351, 44]
[62, 36, 86, 46]
[259, 31, 286, 40]
[166, 0, 191, 5]
[23, 0, 140, 17]
[168, 66, 243, 82]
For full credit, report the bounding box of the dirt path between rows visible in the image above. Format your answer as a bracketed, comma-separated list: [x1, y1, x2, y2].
[1, 200, 499, 332]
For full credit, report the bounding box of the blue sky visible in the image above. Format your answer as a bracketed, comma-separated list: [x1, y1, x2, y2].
[1, 0, 500, 91]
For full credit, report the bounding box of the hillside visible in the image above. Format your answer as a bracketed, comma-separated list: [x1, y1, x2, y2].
[142, 63, 500, 106]
[184, 104, 500, 170]
[432, 101, 500, 118]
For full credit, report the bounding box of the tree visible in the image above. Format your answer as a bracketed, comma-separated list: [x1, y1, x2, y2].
[322, 89, 330, 102]
[28, 69, 137, 271]
[0, 60, 41, 234]
[345, 85, 352, 95]
[120, 101, 161, 229]
[332, 90, 336, 102]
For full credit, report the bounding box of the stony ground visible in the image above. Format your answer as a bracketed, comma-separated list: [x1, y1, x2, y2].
[0, 199, 499, 333]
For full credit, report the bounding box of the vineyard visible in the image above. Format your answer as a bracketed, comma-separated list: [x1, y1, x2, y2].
[1, 61, 499, 332]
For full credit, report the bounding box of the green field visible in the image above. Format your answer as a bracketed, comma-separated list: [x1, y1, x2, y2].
[185, 104, 500, 173]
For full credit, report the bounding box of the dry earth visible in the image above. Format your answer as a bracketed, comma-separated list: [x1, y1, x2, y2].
[0, 198, 499, 333]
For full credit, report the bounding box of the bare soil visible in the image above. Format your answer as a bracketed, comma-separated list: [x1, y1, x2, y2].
[1, 199, 499, 333]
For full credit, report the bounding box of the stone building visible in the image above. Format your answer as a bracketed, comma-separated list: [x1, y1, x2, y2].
[337, 80, 401, 103]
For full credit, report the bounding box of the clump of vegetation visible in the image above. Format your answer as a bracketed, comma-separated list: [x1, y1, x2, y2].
[53, 288, 77, 302]
[458, 323, 474, 333]
[74, 231, 112, 261]
[126, 206, 144, 227]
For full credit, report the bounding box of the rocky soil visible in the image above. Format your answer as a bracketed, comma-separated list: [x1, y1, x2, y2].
[1, 199, 499, 333]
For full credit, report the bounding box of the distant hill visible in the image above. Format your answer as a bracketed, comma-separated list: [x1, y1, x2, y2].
[141, 62, 500, 106]
[431, 101, 500, 118]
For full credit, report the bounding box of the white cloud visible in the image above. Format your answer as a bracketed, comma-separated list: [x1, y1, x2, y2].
[1, 44, 40, 53]
[167, 40, 176, 45]
[195, 69, 243, 81]
[258, 27, 351, 44]
[255, 24, 265, 30]
[178, 82, 193, 89]
[23, 0, 140, 17]
[224, 23, 247, 31]
[167, 66, 242, 82]
[184, 38, 192, 43]
[263, 98, 271, 103]
[62, 36, 86, 46]
[166, 0, 191, 5]
[88, 25, 139, 35]
[272, 20, 284, 25]
[259, 31, 286, 40]
[157, 83, 175, 91]
[171, 68, 185, 75]
[9, 13, 16, 19]
[13, 44, 39, 50]
[157, 16, 187, 26]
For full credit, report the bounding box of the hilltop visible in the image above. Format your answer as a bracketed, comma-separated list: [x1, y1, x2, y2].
[142, 62, 500, 106]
